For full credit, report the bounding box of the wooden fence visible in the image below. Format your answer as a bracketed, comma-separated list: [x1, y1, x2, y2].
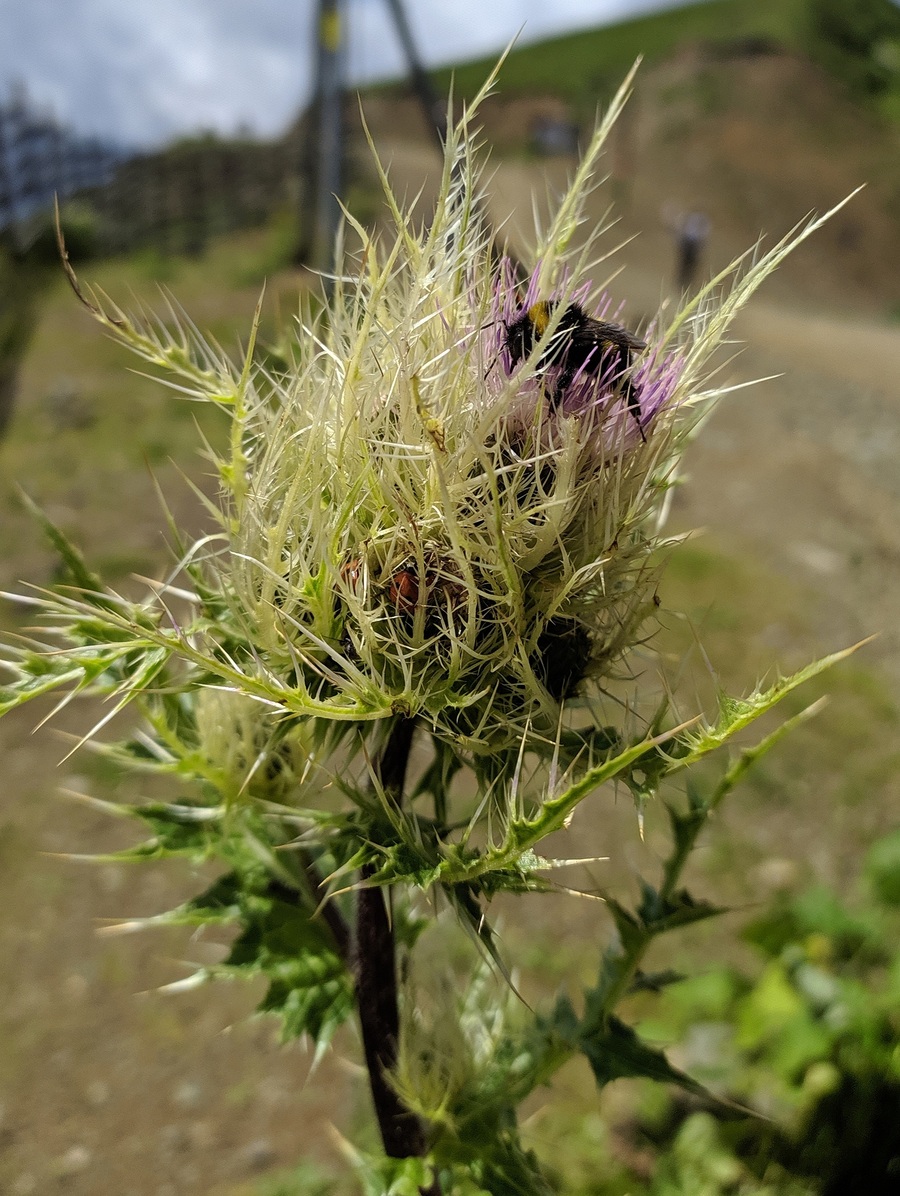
[0, 84, 126, 249]
[0, 83, 309, 258]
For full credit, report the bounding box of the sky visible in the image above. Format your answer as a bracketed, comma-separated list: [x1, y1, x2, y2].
[3, 0, 688, 148]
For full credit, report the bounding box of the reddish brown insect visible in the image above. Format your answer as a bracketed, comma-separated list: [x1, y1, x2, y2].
[340, 558, 362, 590]
[388, 568, 419, 615]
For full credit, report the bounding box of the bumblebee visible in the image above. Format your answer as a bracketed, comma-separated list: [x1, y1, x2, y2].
[505, 300, 647, 435]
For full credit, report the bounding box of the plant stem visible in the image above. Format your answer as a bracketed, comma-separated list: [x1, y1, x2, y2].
[515, 797, 718, 1104]
[298, 848, 352, 964]
[595, 807, 709, 1019]
[355, 717, 440, 1188]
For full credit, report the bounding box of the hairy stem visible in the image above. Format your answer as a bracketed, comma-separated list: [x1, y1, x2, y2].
[355, 717, 440, 1189]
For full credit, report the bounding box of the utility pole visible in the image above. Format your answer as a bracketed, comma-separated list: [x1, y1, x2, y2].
[299, 0, 475, 274]
[383, 0, 446, 154]
[309, 0, 345, 274]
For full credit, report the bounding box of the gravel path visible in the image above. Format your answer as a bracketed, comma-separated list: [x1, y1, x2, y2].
[673, 297, 900, 693]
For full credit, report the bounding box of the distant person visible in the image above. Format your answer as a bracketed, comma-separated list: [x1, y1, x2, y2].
[674, 211, 710, 293]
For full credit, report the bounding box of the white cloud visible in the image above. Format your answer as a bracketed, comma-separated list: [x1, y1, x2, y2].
[3, 0, 685, 146]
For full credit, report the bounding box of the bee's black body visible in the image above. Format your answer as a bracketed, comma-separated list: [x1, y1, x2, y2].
[505, 300, 647, 435]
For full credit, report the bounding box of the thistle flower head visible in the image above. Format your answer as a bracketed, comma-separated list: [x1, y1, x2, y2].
[211, 83, 700, 753]
[0, 71, 863, 1186]
[194, 687, 313, 805]
[32, 63, 854, 764]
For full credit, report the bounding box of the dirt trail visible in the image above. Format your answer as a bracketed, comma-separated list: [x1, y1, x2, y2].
[672, 296, 900, 686]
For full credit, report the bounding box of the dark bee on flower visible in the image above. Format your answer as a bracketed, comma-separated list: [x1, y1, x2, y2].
[505, 300, 647, 437]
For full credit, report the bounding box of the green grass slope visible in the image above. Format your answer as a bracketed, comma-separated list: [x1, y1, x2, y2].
[432, 0, 809, 105]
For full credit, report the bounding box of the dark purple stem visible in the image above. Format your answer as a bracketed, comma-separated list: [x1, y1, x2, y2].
[355, 718, 440, 1193]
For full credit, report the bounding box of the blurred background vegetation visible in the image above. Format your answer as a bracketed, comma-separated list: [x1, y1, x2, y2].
[1, 0, 899, 1192]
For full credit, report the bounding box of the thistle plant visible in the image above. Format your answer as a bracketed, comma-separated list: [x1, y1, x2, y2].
[0, 65, 859, 1196]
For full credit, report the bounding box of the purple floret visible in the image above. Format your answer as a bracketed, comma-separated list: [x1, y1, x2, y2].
[484, 259, 684, 448]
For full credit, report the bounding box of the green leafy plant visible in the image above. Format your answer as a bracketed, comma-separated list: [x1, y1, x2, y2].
[807, 0, 900, 100]
[616, 829, 900, 1195]
[0, 66, 860, 1194]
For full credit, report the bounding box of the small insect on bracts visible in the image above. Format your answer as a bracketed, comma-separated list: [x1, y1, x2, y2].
[388, 568, 419, 616]
[340, 558, 362, 591]
[505, 299, 648, 438]
[383, 550, 470, 641]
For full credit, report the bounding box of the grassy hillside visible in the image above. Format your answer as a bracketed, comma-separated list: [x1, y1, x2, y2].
[431, 0, 810, 106]
[362, 39, 900, 316]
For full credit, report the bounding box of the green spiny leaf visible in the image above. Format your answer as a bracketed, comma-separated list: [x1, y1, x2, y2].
[628, 969, 686, 994]
[435, 732, 676, 890]
[636, 881, 726, 935]
[664, 644, 863, 777]
[666, 800, 708, 852]
[225, 883, 353, 1049]
[169, 870, 244, 924]
[0, 654, 86, 715]
[466, 1145, 555, 1196]
[579, 1014, 713, 1097]
[128, 801, 222, 860]
[18, 492, 112, 608]
[604, 897, 648, 955]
